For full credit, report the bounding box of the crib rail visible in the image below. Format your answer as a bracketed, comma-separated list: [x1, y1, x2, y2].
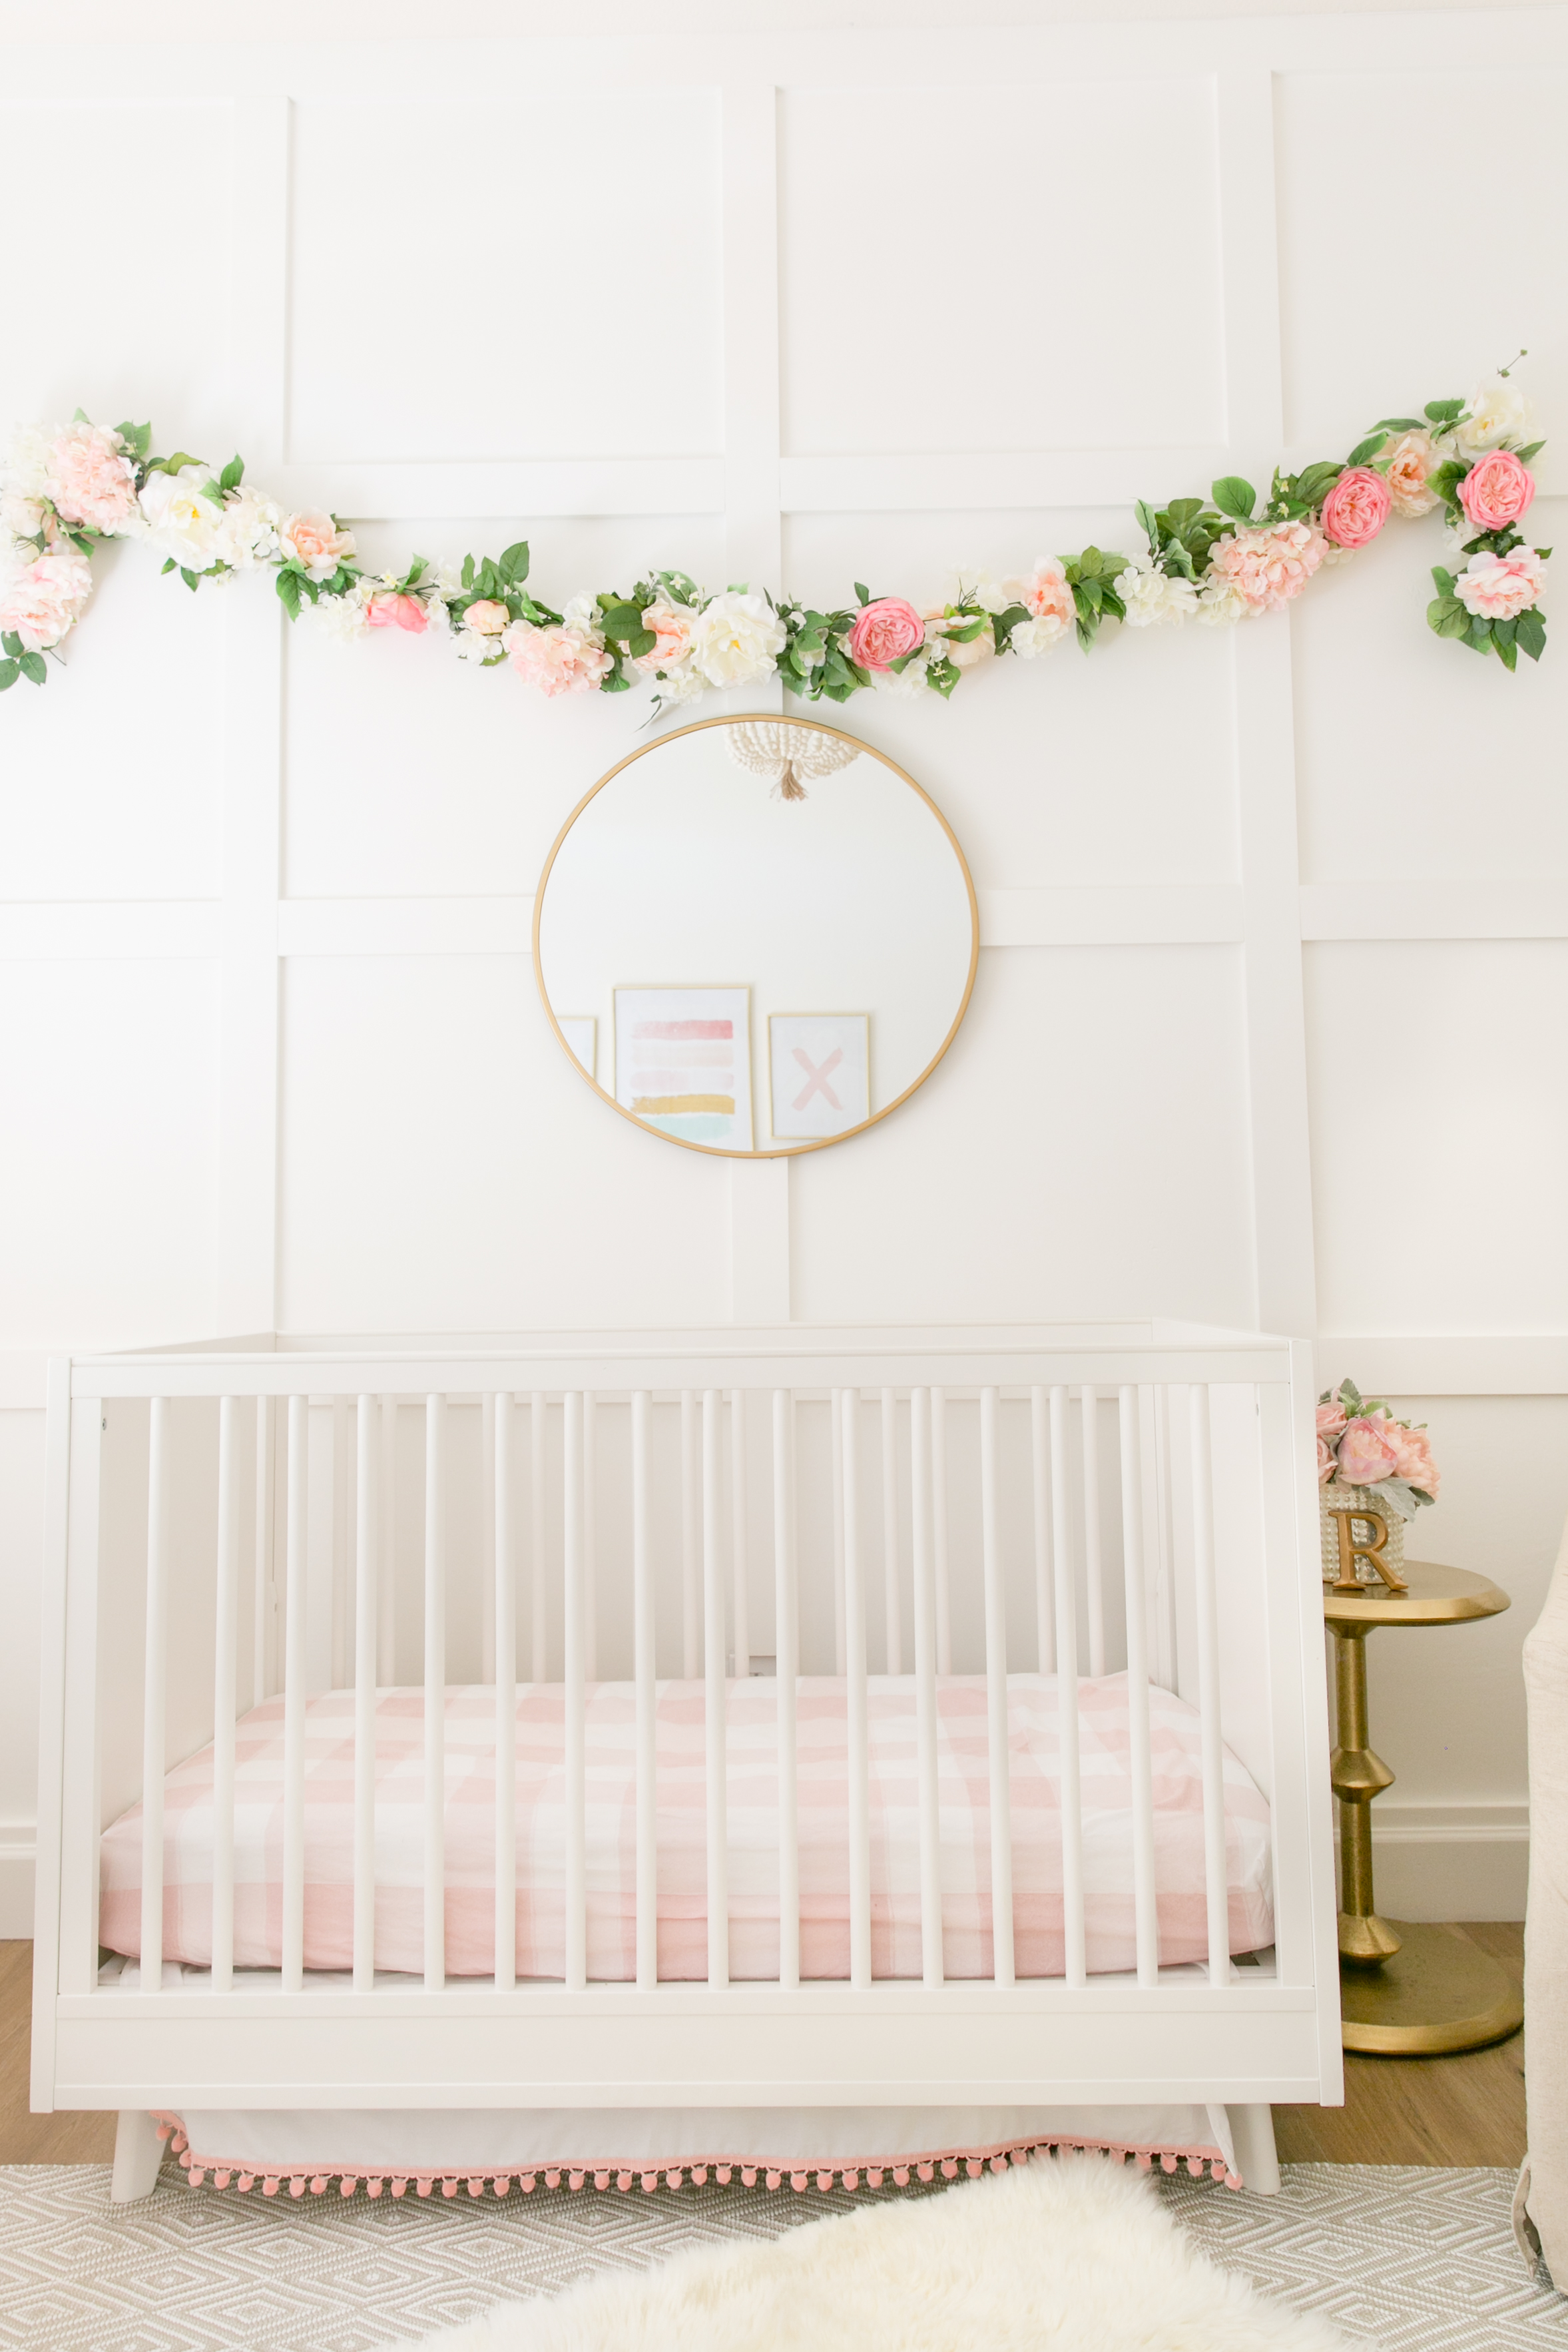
[34, 1335, 1340, 2115]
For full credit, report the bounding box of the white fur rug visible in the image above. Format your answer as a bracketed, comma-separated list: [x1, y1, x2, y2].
[383, 2154, 1368, 2351]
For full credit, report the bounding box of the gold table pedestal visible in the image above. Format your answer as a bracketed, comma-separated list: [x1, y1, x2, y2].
[1326, 1560, 1523, 2058]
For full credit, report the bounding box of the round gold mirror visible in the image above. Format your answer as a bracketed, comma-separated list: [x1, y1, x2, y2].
[533, 713, 978, 1157]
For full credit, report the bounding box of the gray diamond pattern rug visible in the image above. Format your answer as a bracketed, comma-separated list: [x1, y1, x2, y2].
[0, 2158, 1559, 2351]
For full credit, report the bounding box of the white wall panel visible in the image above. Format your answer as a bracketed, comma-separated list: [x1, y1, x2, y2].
[283, 517, 726, 899]
[793, 945, 1256, 1326]
[288, 93, 724, 463]
[277, 954, 730, 1332]
[782, 513, 1240, 888]
[1306, 940, 1568, 1336]
[0, 960, 220, 1348]
[1275, 68, 1568, 457]
[780, 81, 1226, 455]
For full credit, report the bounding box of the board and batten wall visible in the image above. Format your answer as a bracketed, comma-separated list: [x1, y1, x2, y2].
[1, 11, 1565, 1934]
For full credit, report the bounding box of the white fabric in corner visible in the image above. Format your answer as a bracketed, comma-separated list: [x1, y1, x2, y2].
[1521, 1509, 1568, 2278]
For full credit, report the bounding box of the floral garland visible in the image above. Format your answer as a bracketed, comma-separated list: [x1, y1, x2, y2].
[0, 362, 1549, 705]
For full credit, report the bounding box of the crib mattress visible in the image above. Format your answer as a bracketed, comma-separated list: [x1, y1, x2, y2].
[99, 1672, 1273, 1980]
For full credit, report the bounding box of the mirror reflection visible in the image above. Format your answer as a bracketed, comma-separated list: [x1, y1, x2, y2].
[535, 716, 977, 1157]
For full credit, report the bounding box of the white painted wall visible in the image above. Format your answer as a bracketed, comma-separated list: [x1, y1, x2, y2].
[3, 4, 1565, 1932]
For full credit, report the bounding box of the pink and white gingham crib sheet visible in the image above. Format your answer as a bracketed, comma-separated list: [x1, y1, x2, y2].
[99, 1672, 1273, 1980]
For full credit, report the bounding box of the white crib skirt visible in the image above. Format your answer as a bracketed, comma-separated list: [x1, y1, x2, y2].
[155, 2101, 1243, 2193]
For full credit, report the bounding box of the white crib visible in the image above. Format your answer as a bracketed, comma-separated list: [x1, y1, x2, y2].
[31, 1321, 1341, 2198]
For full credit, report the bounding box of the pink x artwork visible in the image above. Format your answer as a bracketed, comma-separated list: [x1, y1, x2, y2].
[792, 1045, 843, 1112]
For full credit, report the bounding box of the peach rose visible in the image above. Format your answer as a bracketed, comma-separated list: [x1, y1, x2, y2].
[1336, 1414, 1401, 1487]
[280, 509, 356, 582]
[366, 591, 428, 633]
[1316, 1435, 1336, 1484]
[635, 601, 695, 671]
[1383, 429, 1441, 519]
[461, 597, 511, 637]
[1387, 1423, 1439, 1498]
[42, 422, 138, 532]
[0, 547, 93, 650]
[1320, 466, 1391, 551]
[504, 621, 614, 697]
[921, 607, 993, 669]
[1454, 547, 1547, 623]
[1316, 1400, 1348, 1440]
[1021, 555, 1075, 633]
[1207, 519, 1327, 613]
[847, 596, 925, 672]
[1457, 449, 1535, 536]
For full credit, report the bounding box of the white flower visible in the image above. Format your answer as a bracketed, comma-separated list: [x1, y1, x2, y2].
[450, 624, 503, 665]
[1115, 558, 1198, 628]
[1196, 575, 1248, 626]
[1008, 615, 1070, 658]
[686, 590, 786, 687]
[1, 491, 46, 547]
[0, 423, 50, 502]
[301, 581, 374, 641]
[1454, 372, 1535, 457]
[423, 591, 451, 637]
[650, 659, 708, 704]
[947, 567, 1013, 615]
[872, 651, 932, 699]
[561, 589, 604, 641]
[136, 465, 226, 572]
[214, 485, 281, 570]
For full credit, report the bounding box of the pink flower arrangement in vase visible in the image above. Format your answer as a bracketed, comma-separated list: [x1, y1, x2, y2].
[1318, 1378, 1439, 1587]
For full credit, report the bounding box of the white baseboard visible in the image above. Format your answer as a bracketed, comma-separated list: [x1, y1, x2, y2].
[1350, 1804, 1528, 1922]
[0, 1840, 35, 1938]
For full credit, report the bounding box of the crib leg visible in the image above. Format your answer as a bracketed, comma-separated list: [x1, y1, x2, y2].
[111, 2110, 165, 2202]
[1225, 2104, 1281, 2195]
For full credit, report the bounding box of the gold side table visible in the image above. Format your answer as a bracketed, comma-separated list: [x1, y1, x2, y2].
[1326, 1559, 1523, 2056]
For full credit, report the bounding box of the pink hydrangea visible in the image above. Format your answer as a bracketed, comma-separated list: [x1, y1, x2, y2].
[504, 621, 613, 697]
[1336, 1414, 1402, 1487]
[0, 547, 94, 650]
[366, 591, 428, 633]
[1454, 547, 1547, 623]
[42, 422, 138, 532]
[1320, 467, 1391, 551]
[1457, 449, 1535, 535]
[846, 597, 924, 671]
[1207, 519, 1328, 613]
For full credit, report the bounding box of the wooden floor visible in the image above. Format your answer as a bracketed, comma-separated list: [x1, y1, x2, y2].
[0, 1926, 1525, 2170]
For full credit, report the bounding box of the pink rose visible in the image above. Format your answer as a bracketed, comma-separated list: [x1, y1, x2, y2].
[1383, 429, 1441, 519]
[1316, 1435, 1336, 1485]
[1320, 466, 1391, 551]
[1021, 556, 1074, 632]
[0, 547, 94, 650]
[1336, 1414, 1401, 1487]
[366, 591, 428, 633]
[1457, 449, 1535, 535]
[42, 422, 137, 533]
[504, 621, 614, 697]
[1387, 1423, 1439, 1498]
[635, 601, 695, 671]
[1454, 546, 1547, 623]
[846, 596, 925, 672]
[1316, 1400, 1347, 1440]
[461, 598, 511, 637]
[280, 510, 356, 581]
[1207, 519, 1327, 613]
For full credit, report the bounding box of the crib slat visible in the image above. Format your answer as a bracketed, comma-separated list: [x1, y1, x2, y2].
[681, 1388, 699, 1679]
[880, 1387, 901, 1675]
[910, 1386, 943, 1989]
[842, 1388, 872, 1990]
[582, 1390, 598, 1682]
[1081, 1384, 1105, 1678]
[282, 1394, 309, 1995]
[702, 1389, 729, 1987]
[979, 1387, 1015, 1987]
[423, 1394, 447, 1992]
[252, 1394, 274, 1707]
[772, 1390, 800, 1990]
[530, 1392, 547, 1681]
[140, 1398, 169, 1991]
[1118, 1386, 1159, 1989]
[632, 1391, 657, 1990]
[211, 1396, 240, 1996]
[377, 1398, 397, 1687]
[1031, 1386, 1054, 1674]
[1151, 1386, 1176, 1693]
[730, 1388, 749, 1679]
[332, 1396, 351, 1690]
[931, 1385, 951, 1675]
[481, 1392, 497, 1683]
[563, 1391, 587, 1990]
[493, 1392, 517, 1994]
[354, 1395, 379, 1993]
[1050, 1385, 1087, 1991]
[1188, 1384, 1230, 1987]
[830, 1386, 846, 1676]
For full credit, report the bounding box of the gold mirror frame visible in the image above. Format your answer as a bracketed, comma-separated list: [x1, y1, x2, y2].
[532, 711, 980, 1160]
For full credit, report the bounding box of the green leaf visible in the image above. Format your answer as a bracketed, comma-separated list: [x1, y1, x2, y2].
[461, 554, 475, 591]
[600, 602, 644, 642]
[1, 631, 20, 659]
[1467, 616, 1492, 651]
[1296, 462, 1343, 505]
[1134, 499, 1158, 545]
[498, 540, 530, 583]
[1211, 475, 1256, 521]
[1495, 629, 1519, 671]
[144, 450, 204, 479]
[853, 581, 870, 607]
[275, 569, 302, 619]
[1372, 416, 1425, 432]
[601, 668, 632, 694]
[627, 627, 656, 659]
[218, 455, 245, 494]
[160, 558, 176, 575]
[1517, 609, 1547, 661]
[1515, 440, 1545, 463]
[1424, 398, 1464, 424]
[180, 567, 200, 592]
[0, 659, 19, 692]
[17, 649, 45, 685]
[1430, 567, 1456, 595]
[1346, 434, 1388, 467]
[115, 420, 153, 462]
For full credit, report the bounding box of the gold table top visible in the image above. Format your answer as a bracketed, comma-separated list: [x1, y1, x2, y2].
[1322, 1558, 1510, 1631]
